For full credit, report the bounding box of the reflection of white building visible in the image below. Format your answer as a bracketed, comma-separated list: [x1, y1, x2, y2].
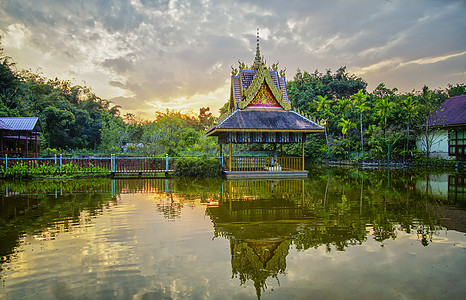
[415, 174, 450, 200]
[417, 95, 466, 160]
[416, 173, 466, 204]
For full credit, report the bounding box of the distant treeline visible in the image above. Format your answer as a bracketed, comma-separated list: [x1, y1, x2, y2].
[286, 67, 465, 161]
[0, 43, 217, 157]
[1, 43, 465, 161]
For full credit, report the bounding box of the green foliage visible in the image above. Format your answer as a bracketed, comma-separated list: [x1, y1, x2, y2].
[446, 83, 466, 97]
[286, 67, 456, 163]
[0, 162, 109, 179]
[173, 157, 222, 177]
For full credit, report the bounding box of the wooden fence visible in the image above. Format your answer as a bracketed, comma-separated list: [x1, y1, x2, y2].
[0, 155, 185, 174]
[1, 155, 303, 174]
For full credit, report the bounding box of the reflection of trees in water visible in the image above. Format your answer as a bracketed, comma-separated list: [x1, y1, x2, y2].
[0, 180, 118, 280]
[0, 169, 459, 296]
[207, 168, 456, 298]
[154, 194, 183, 220]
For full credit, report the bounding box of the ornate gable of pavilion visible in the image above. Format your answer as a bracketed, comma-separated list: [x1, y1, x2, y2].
[207, 33, 324, 140]
[229, 33, 291, 111]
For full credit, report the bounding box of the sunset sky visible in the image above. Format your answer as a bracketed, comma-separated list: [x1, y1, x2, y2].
[1, 0, 465, 119]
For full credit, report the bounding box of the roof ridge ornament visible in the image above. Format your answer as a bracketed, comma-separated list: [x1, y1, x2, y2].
[253, 29, 262, 70]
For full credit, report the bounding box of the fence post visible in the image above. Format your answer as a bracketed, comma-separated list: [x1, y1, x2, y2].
[59, 154, 62, 168]
[165, 154, 169, 173]
[111, 154, 115, 172]
[4, 154, 7, 169]
[54, 154, 57, 166]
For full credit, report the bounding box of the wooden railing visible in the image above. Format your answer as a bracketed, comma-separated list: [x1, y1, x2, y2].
[225, 156, 303, 172]
[0, 155, 303, 174]
[0, 155, 198, 174]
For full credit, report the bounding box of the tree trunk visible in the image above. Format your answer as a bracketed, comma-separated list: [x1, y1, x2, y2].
[325, 126, 329, 152]
[425, 120, 430, 158]
[360, 112, 364, 156]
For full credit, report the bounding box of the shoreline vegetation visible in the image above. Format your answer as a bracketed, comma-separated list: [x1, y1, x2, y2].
[0, 156, 463, 180]
[1, 42, 466, 176]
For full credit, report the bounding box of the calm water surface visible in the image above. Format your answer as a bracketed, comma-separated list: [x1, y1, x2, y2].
[0, 168, 465, 299]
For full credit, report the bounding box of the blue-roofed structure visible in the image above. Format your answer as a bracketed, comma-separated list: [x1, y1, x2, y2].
[0, 117, 42, 157]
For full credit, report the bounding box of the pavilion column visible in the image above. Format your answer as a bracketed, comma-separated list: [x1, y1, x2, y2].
[26, 131, 29, 158]
[219, 143, 223, 168]
[229, 142, 232, 172]
[35, 133, 38, 158]
[301, 140, 305, 171]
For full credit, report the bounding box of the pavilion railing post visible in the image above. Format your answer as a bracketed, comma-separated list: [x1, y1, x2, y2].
[59, 154, 62, 169]
[54, 154, 57, 166]
[220, 144, 223, 169]
[165, 154, 169, 173]
[111, 154, 115, 172]
[229, 142, 232, 172]
[302, 141, 305, 171]
[4, 154, 7, 169]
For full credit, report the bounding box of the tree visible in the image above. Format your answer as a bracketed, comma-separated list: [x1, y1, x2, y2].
[198, 107, 213, 129]
[375, 96, 394, 136]
[415, 86, 448, 158]
[316, 95, 332, 151]
[338, 118, 356, 139]
[335, 98, 352, 116]
[351, 89, 369, 154]
[41, 106, 75, 148]
[446, 83, 466, 97]
[287, 67, 367, 114]
[400, 95, 417, 154]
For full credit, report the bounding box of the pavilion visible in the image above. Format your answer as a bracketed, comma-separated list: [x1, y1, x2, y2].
[0, 117, 42, 158]
[207, 32, 324, 179]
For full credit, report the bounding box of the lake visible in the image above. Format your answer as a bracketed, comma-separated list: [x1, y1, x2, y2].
[1, 167, 465, 299]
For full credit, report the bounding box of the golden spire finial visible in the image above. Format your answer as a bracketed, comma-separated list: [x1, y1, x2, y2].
[253, 28, 262, 70]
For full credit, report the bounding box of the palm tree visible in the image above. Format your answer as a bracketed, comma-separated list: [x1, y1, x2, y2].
[336, 98, 352, 116]
[316, 95, 331, 151]
[375, 96, 394, 136]
[339, 117, 356, 139]
[401, 95, 417, 154]
[350, 89, 369, 155]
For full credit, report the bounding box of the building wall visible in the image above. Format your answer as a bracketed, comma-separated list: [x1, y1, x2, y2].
[416, 129, 452, 159]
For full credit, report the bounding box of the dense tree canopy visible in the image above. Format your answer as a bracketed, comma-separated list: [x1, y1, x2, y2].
[1, 41, 464, 161]
[286, 66, 464, 161]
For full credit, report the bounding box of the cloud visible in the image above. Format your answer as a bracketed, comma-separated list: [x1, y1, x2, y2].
[1, 0, 465, 119]
[0, 23, 30, 48]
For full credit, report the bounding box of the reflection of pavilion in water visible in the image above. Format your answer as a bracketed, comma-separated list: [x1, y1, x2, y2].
[208, 180, 306, 299]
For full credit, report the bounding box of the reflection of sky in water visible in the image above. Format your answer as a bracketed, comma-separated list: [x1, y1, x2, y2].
[0, 179, 465, 299]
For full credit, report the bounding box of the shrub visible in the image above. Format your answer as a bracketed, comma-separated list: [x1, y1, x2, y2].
[1, 162, 109, 179]
[174, 157, 222, 177]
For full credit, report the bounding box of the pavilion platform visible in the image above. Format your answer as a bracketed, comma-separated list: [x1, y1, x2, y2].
[223, 170, 309, 180]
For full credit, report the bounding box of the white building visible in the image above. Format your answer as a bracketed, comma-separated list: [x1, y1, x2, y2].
[417, 95, 466, 160]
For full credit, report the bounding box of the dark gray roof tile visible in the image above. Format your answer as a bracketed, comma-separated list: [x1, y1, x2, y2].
[428, 95, 466, 127]
[0, 117, 41, 131]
